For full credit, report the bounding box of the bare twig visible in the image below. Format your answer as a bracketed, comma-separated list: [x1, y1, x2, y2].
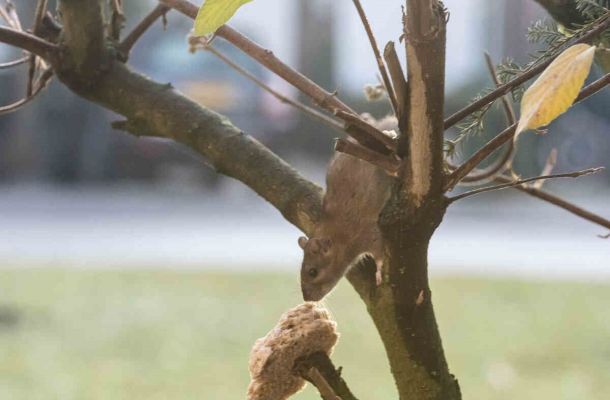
[160, 0, 355, 115]
[162, 0, 400, 155]
[335, 138, 400, 176]
[444, 12, 610, 129]
[33, 0, 48, 34]
[0, 1, 21, 30]
[0, 55, 27, 69]
[118, 4, 169, 57]
[199, 44, 345, 133]
[307, 368, 341, 400]
[449, 167, 603, 202]
[351, 0, 398, 115]
[533, 148, 558, 189]
[455, 52, 516, 185]
[493, 175, 610, 230]
[335, 110, 396, 151]
[0, 67, 53, 115]
[294, 352, 359, 400]
[109, 0, 125, 41]
[383, 41, 408, 125]
[445, 72, 610, 192]
[0, 26, 58, 61]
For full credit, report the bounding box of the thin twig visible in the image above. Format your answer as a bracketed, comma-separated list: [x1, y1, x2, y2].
[33, 0, 48, 34]
[493, 175, 610, 230]
[335, 110, 396, 151]
[533, 148, 558, 189]
[118, 4, 169, 57]
[162, 0, 398, 154]
[0, 2, 20, 30]
[0, 55, 27, 69]
[351, 0, 398, 115]
[307, 367, 341, 400]
[444, 12, 610, 129]
[160, 0, 354, 115]
[0, 26, 59, 61]
[335, 138, 400, 176]
[445, 72, 610, 192]
[449, 167, 603, 202]
[0, 67, 53, 115]
[293, 352, 359, 400]
[203, 45, 345, 133]
[456, 52, 516, 185]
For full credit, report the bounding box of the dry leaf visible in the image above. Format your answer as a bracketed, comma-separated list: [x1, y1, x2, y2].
[516, 44, 596, 135]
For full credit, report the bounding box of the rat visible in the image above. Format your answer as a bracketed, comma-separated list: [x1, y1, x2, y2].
[298, 116, 397, 301]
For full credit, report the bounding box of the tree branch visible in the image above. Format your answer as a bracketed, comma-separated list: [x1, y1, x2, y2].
[495, 175, 610, 230]
[161, 0, 396, 155]
[445, 72, 610, 192]
[351, 0, 398, 115]
[0, 55, 28, 69]
[455, 52, 516, 185]
[444, 12, 610, 129]
[118, 4, 169, 58]
[449, 167, 603, 202]
[0, 26, 58, 62]
[294, 352, 359, 400]
[335, 138, 400, 176]
[194, 42, 345, 133]
[383, 41, 408, 126]
[402, 0, 447, 203]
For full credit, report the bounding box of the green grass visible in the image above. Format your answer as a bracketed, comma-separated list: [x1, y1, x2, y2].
[0, 269, 609, 399]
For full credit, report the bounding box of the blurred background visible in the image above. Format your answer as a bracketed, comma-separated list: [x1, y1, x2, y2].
[0, 0, 608, 399]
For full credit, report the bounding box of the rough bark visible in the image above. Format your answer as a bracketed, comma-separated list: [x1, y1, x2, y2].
[349, 1, 460, 399]
[53, 0, 323, 237]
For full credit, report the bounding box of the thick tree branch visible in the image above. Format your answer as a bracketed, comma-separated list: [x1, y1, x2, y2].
[449, 167, 603, 202]
[52, 0, 323, 236]
[0, 26, 58, 62]
[402, 0, 447, 203]
[100, 64, 324, 235]
[444, 12, 610, 129]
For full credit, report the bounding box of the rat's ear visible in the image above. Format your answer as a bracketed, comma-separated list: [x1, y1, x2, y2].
[319, 238, 332, 253]
[298, 236, 309, 250]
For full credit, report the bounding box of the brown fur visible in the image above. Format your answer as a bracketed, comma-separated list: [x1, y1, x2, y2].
[298, 141, 395, 301]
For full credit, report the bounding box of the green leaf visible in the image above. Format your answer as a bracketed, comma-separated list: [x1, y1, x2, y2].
[194, 0, 253, 36]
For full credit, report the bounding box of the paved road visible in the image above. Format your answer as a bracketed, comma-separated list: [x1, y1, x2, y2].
[0, 185, 608, 281]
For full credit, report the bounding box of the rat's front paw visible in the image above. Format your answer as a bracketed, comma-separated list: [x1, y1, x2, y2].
[375, 259, 384, 286]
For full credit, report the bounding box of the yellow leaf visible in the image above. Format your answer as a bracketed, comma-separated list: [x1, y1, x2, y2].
[193, 0, 253, 36]
[516, 44, 596, 135]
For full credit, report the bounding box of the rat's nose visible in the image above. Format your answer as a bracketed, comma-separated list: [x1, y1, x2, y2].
[301, 286, 323, 302]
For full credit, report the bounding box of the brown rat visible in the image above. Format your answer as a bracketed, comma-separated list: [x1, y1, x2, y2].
[298, 118, 397, 301]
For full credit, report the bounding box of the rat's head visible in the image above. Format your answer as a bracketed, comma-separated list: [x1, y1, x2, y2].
[298, 236, 340, 301]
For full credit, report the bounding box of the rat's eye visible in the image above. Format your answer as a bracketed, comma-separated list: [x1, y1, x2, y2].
[308, 268, 318, 278]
